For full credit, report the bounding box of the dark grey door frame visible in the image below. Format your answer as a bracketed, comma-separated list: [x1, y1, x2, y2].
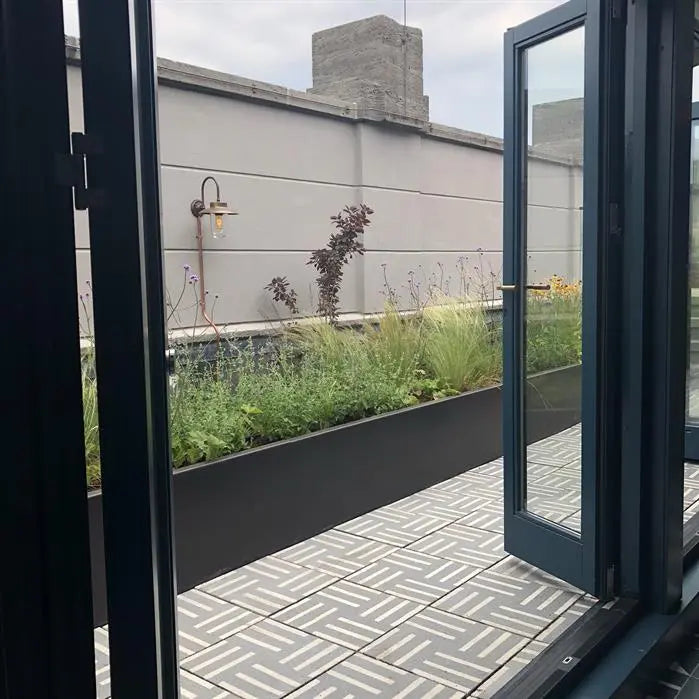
[503, 0, 620, 597]
[76, 0, 179, 694]
[0, 0, 96, 695]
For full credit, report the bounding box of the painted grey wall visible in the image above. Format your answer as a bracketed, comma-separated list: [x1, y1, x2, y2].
[67, 39, 581, 332]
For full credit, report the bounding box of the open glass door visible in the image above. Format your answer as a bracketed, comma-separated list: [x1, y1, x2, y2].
[503, 0, 615, 596]
[685, 104, 699, 462]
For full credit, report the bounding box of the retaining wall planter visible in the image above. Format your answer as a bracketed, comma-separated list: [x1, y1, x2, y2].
[88, 363, 581, 626]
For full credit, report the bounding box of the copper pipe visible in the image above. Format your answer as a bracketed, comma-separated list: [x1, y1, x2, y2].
[195, 215, 222, 343]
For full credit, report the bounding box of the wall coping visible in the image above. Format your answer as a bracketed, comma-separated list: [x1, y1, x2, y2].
[65, 36, 580, 167]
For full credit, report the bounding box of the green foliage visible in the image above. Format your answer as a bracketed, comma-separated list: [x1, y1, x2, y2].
[82, 355, 101, 488]
[234, 331, 414, 442]
[526, 277, 582, 374]
[421, 295, 502, 392]
[169, 355, 251, 468]
[83, 277, 582, 489]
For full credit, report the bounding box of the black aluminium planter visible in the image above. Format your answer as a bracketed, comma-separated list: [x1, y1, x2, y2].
[88, 364, 582, 627]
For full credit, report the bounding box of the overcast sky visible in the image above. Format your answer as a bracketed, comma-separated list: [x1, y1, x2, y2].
[61, 0, 580, 136]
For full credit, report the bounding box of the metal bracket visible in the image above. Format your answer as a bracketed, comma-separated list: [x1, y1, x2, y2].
[55, 132, 105, 210]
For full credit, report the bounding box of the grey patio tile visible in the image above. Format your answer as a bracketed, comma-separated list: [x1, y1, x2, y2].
[94, 627, 110, 699]
[472, 640, 548, 697]
[407, 523, 506, 569]
[685, 500, 699, 526]
[347, 549, 479, 605]
[456, 501, 503, 533]
[468, 459, 503, 478]
[181, 619, 351, 698]
[395, 487, 491, 522]
[535, 595, 596, 643]
[271, 580, 423, 650]
[276, 530, 396, 577]
[526, 441, 579, 467]
[94, 627, 238, 699]
[560, 509, 581, 532]
[433, 472, 503, 500]
[531, 472, 581, 492]
[199, 556, 338, 616]
[526, 482, 580, 522]
[337, 502, 451, 546]
[287, 653, 462, 698]
[363, 607, 528, 694]
[178, 589, 262, 658]
[488, 556, 582, 593]
[178, 670, 241, 698]
[434, 569, 581, 638]
[94, 591, 263, 672]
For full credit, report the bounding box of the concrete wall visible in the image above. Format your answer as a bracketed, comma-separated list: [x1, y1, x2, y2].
[67, 43, 582, 332]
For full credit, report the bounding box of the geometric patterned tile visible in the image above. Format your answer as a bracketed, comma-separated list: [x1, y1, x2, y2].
[526, 439, 579, 467]
[394, 487, 491, 523]
[468, 459, 503, 478]
[178, 589, 262, 658]
[535, 595, 596, 643]
[276, 531, 395, 577]
[272, 580, 424, 650]
[287, 653, 462, 697]
[363, 607, 528, 693]
[560, 509, 581, 532]
[337, 503, 451, 547]
[472, 640, 548, 697]
[181, 619, 352, 698]
[179, 670, 238, 698]
[434, 569, 581, 638]
[532, 472, 581, 492]
[94, 627, 110, 699]
[456, 501, 503, 533]
[199, 556, 338, 616]
[407, 523, 506, 569]
[487, 556, 582, 593]
[94, 628, 238, 699]
[433, 472, 503, 500]
[348, 549, 479, 604]
[525, 482, 580, 523]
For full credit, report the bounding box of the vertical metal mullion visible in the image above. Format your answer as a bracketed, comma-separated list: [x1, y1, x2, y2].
[1, 0, 96, 696]
[76, 0, 178, 693]
[621, 0, 692, 610]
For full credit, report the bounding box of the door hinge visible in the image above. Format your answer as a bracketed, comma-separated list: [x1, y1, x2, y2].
[55, 132, 104, 210]
[612, 0, 627, 23]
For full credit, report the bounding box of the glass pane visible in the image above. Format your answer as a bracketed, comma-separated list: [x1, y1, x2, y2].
[523, 26, 585, 532]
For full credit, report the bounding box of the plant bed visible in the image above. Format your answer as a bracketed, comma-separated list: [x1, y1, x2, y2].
[88, 363, 581, 627]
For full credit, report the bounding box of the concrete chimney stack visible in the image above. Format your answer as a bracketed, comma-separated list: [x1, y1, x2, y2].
[308, 15, 429, 121]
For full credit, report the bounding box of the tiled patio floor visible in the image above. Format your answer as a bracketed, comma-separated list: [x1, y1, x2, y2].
[93, 424, 699, 698]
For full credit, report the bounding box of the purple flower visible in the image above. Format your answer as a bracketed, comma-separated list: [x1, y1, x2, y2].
[189, 274, 199, 284]
[183, 264, 191, 271]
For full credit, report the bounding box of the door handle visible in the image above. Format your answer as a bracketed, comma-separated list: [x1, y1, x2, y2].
[496, 284, 551, 291]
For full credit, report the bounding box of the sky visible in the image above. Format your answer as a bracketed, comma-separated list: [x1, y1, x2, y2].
[60, 0, 574, 137]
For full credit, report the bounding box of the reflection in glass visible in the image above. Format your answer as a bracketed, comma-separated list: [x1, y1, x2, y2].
[686, 121, 699, 422]
[522, 26, 585, 533]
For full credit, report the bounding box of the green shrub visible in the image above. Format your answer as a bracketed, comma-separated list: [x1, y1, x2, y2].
[235, 329, 414, 442]
[526, 276, 582, 373]
[421, 295, 502, 392]
[169, 355, 251, 468]
[82, 355, 101, 488]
